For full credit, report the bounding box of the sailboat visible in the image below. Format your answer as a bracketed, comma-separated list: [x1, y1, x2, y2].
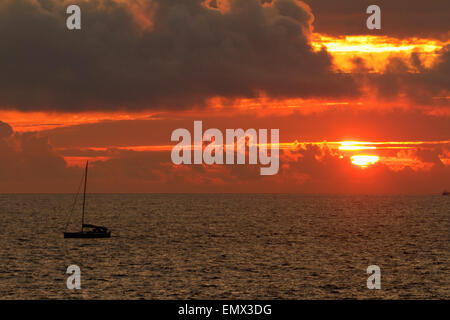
[64, 161, 111, 238]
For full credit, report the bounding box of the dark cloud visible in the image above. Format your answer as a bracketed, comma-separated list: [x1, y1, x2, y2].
[0, 0, 358, 112]
[415, 147, 444, 166]
[0, 122, 78, 191]
[370, 45, 450, 105]
[303, 0, 450, 39]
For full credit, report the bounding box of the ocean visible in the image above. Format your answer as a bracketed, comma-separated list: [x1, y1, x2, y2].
[0, 194, 448, 299]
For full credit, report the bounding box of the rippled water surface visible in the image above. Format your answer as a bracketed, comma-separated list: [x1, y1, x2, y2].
[0, 194, 448, 299]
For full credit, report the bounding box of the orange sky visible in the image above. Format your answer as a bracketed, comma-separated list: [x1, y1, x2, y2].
[1, 34, 448, 171]
[0, 0, 448, 193]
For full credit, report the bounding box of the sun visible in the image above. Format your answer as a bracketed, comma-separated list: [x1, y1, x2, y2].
[351, 155, 380, 168]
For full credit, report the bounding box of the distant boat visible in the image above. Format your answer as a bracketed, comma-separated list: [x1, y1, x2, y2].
[443, 190, 450, 196]
[64, 161, 111, 238]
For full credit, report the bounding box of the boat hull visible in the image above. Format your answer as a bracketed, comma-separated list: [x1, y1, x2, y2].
[64, 231, 111, 239]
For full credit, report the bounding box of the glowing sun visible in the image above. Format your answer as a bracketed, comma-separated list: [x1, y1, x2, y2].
[351, 155, 380, 168]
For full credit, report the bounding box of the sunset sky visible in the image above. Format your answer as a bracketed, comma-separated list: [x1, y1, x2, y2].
[0, 0, 449, 193]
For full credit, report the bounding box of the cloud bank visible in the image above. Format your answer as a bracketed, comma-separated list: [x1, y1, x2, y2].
[0, 120, 449, 193]
[0, 0, 358, 111]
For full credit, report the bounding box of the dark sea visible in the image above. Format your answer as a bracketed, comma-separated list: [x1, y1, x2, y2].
[0, 194, 448, 299]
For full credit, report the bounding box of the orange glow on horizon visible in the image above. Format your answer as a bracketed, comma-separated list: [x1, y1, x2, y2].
[57, 140, 450, 172]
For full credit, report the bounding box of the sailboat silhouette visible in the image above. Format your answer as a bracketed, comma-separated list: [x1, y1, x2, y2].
[64, 161, 111, 238]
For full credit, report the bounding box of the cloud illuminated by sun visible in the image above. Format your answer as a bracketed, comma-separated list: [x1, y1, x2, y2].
[312, 35, 444, 53]
[311, 34, 449, 72]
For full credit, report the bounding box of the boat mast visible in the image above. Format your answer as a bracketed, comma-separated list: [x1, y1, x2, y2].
[81, 161, 88, 231]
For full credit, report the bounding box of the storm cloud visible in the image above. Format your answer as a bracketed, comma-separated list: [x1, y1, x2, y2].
[0, 0, 358, 111]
